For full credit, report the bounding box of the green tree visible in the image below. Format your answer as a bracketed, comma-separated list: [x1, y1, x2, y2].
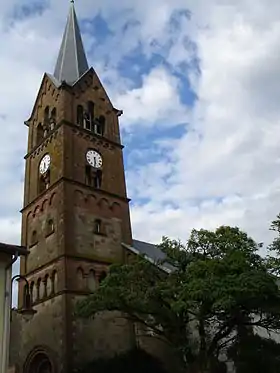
[267, 213, 280, 275]
[76, 226, 280, 373]
[228, 325, 280, 373]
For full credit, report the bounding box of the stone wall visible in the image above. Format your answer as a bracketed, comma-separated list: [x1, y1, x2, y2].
[10, 295, 66, 373]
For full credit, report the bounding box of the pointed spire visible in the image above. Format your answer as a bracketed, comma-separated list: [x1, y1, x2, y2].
[53, 1, 89, 85]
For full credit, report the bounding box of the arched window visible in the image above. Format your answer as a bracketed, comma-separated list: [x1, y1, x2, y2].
[50, 108, 56, 130]
[30, 281, 35, 304]
[44, 275, 52, 297]
[46, 219, 54, 236]
[94, 219, 101, 234]
[96, 115, 105, 136]
[88, 269, 96, 292]
[44, 106, 50, 125]
[50, 108, 56, 120]
[77, 105, 84, 126]
[77, 267, 85, 290]
[84, 111, 91, 130]
[37, 278, 42, 300]
[36, 123, 44, 145]
[51, 270, 58, 294]
[30, 230, 38, 247]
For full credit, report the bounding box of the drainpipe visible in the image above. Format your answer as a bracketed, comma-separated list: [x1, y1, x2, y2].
[1, 252, 19, 373]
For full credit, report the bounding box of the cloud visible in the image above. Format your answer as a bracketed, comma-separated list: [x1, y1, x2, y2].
[127, 0, 280, 250]
[114, 66, 188, 128]
[1, 0, 280, 301]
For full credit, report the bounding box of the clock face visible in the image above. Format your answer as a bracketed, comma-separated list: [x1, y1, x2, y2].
[86, 150, 103, 168]
[39, 154, 51, 174]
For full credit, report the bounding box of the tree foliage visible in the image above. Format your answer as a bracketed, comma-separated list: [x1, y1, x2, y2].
[228, 325, 280, 373]
[76, 226, 280, 373]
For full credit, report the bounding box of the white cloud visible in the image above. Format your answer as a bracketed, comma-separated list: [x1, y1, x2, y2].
[0, 0, 280, 283]
[114, 67, 188, 128]
[126, 0, 280, 249]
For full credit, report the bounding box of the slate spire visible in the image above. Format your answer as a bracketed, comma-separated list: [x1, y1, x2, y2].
[53, 1, 89, 85]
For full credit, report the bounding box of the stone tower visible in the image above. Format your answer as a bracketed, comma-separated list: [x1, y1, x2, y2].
[13, 3, 135, 372]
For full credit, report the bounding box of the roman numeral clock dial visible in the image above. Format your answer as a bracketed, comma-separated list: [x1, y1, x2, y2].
[86, 150, 103, 168]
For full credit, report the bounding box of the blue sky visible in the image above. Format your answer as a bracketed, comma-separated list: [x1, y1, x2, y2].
[2, 0, 280, 303]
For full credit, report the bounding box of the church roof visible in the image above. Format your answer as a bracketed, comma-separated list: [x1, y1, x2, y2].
[122, 239, 173, 273]
[132, 239, 166, 262]
[53, 1, 89, 85]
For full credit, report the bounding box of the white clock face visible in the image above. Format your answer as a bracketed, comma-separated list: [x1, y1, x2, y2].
[39, 154, 51, 174]
[86, 150, 103, 168]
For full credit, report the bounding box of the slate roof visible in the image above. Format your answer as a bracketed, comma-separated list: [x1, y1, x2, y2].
[122, 239, 173, 273]
[53, 2, 89, 85]
[132, 239, 166, 262]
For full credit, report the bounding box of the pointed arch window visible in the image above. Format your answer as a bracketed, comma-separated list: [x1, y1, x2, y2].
[50, 108, 56, 130]
[95, 115, 105, 136]
[84, 111, 91, 130]
[44, 106, 50, 126]
[77, 105, 84, 126]
[88, 101, 95, 129]
[36, 123, 44, 145]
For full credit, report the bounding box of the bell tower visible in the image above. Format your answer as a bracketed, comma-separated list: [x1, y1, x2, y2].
[14, 3, 134, 372]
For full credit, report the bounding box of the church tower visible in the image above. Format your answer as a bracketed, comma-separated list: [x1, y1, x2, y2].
[13, 3, 135, 372]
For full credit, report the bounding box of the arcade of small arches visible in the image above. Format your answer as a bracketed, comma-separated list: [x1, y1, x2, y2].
[76, 101, 106, 136]
[24, 267, 107, 306]
[77, 267, 107, 292]
[35, 101, 107, 150]
[25, 270, 58, 306]
[28, 190, 122, 219]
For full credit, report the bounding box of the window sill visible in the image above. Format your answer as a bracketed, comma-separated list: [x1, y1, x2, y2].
[94, 231, 106, 236]
[45, 231, 54, 238]
[29, 242, 38, 249]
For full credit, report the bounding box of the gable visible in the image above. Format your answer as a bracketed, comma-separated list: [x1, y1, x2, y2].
[25, 74, 60, 126]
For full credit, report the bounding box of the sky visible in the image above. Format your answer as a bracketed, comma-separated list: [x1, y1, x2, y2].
[1, 0, 280, 281]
